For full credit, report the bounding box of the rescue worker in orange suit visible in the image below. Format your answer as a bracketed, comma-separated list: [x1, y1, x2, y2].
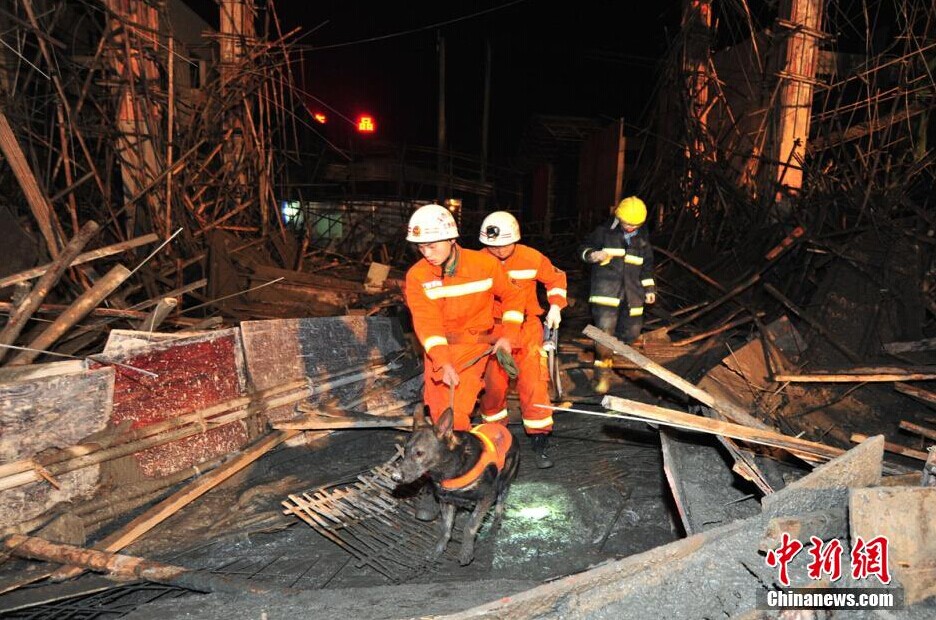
[478, 211, 567, 469]
[404, 204, 525, 519]
[578, 196, 656, 394]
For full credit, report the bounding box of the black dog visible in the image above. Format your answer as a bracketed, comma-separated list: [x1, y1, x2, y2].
[391, 407, 520, 565]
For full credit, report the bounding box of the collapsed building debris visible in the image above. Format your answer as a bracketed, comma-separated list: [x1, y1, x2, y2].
[0, 0, 934, 617]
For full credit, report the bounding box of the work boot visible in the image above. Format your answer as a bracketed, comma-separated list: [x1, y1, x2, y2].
[414, 485, 440, 522]
[530, 434, 553, 469]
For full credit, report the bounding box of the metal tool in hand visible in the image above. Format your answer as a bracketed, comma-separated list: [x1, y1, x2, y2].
[543, 321, 562, 401]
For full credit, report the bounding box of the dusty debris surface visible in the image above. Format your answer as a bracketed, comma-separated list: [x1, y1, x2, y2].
[99, 409, 680, 619]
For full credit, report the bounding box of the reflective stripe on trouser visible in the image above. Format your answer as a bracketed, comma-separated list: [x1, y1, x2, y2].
[480, 320, 553, 434]
[424, 343, 489, 432]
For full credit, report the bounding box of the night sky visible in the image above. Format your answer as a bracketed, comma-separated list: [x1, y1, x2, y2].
[185, 1, 682, 164]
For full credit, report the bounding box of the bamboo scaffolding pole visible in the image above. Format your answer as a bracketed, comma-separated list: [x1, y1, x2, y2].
[49, 429, 299, 581]
[894, 383, 936, 408]
[3, 534, 280, 594]
[0, 379, 309, 489]
[0, 110, 59, 258]
[7, 265, 133, 366]
[0, 221, 100, 362]
[899, 421, 936, 442]
[0, 233, 159, 290]
[775, 368, 936, 383]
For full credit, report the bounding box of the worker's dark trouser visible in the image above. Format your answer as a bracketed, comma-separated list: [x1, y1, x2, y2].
[592, 304, 643, 380]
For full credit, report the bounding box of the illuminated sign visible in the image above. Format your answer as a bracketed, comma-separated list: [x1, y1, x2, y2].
[357, 115, 376, 133]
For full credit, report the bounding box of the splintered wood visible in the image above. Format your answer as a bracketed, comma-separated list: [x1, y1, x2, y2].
[282, 452, 451, 582]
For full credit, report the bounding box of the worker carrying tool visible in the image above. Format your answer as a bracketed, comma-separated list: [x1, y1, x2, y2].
[403, 204, 526, 434]
[578, 196, 656, 394]
[478, 211, 567, 469]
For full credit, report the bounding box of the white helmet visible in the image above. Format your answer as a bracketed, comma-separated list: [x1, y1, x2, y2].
[406, 204, 459, 243]
[479, 211, 521, 246]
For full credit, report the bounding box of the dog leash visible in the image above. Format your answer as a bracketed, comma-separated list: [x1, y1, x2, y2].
[462, 345, 519, 379]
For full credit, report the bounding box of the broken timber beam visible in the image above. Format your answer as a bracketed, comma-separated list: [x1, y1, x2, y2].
[275, 415, 414, 430]
[0, 380, 309, 490]
[8, 265, 132, 366]
[0, 221, 100, 362]
[0, 233, 158, 290]
[895, 382, 936, 408]
[601, 395, 842, 462]
[883, 337, 936, 355]
[0, 111, 59, 258]
[49, 429, 299, 581]
[899, 421, 936, 442]
[3, 534, 280, 595]
[775, 367, 936, 383]
[850, 433, 929, 461]
[583, 325, 770, 430]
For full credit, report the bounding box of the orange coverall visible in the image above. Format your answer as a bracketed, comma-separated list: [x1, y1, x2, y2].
[404, 245, 525, 431]
[480, 244, 568, 434]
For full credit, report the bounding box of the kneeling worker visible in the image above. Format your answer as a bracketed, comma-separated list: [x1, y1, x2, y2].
[478, 211, 567, 468]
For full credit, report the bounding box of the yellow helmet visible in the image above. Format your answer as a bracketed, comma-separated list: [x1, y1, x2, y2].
[614, 196, 647, 227]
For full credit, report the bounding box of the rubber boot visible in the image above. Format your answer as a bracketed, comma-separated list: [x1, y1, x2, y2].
[414, 485, 440, 522]
[530, 434, 553, 469]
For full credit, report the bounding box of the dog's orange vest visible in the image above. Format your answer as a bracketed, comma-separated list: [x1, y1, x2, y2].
[440, 423, 513, 490]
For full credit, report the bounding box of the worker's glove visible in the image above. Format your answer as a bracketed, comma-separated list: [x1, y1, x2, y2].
[495, 347, 519, 379]
[589, 250, 610, 264]
[545, 304, 562, 329]
[645, 292, 656, 304]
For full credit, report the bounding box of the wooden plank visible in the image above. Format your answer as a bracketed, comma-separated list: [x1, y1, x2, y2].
[583, 324, 771, 430]
[894, 382, 936, 409]
[850, 487, 936, 604]
[776, 368, 936, 382]
[274, 415, 413, 430]
[102, 329, 212, 357]
[850, 433, 928, 461]
[0, 233, 159, 290]
[8, 265, 133, 366]
[0, 111, 59, 258]
[883, 336, 936, 354]
[0, 221, 100, 363]
[899, 420, 936, 442]
[4, 534, 280, 595]
[0, 360, 87, 383]
[600, 395, 842, 461]
[49, 429, 298, 581]
[0, 368, 114, 529]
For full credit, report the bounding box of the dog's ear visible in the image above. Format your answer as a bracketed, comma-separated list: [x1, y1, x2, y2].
[434, 407, 455, 441]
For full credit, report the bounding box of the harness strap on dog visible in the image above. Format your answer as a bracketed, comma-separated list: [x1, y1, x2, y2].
[440, 424, 512, 490]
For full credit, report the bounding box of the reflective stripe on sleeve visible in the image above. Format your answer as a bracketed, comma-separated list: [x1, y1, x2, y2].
[589, 295, 620, 307]
[624, 255, 644, 265]
[641, 278, 655, 287]
[603, 248, 627, 257]
[482, 409, 508, 423]
[546, 287, 567, 298]
[423, 335, 448, 352]
[629, 306, 644, 317]
[507, 269, 537, 280]
[502, 310, 524, 324]
[523, 416, 553, 429]
[423, 278, 493, 300]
